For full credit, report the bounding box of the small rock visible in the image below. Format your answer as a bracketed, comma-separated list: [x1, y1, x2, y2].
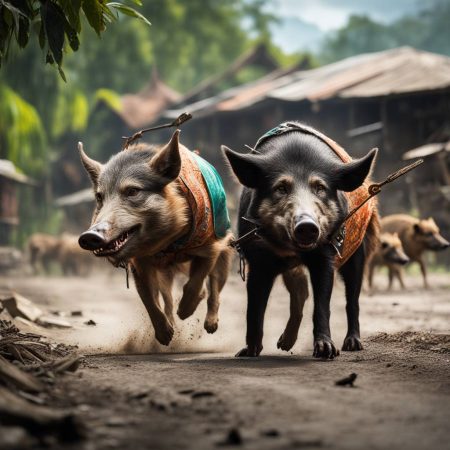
[179, 389, 195, 395]
[71, 310, 83, 317]
[37, 315, 72, 328]
[84, 319, 96, 326]
[262, 429, 280, 437]
[191, 391, 215, 399]
[217, 428, 242, 446]
[386, 363, 392, 368]
[105, 417, 128, 427]
[335, 373, 357, 387]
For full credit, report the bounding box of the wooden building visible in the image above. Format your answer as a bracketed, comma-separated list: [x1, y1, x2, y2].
[158, 47, 450, 220]
[0, 160, 33, 245]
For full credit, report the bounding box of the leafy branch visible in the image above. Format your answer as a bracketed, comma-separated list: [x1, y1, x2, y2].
[0, 0, 150, 80]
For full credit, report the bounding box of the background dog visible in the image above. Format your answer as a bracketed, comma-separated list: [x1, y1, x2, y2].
[381, 214, 449, 289]
[223, 122, 379, 359]
[78, 131, 233, 346]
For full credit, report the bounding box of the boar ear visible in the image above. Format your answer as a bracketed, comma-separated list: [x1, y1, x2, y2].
[78, 142, 102, 186]
[150, 130, 181, 181]
[335, 148, 378, 192]
[221, 145, 263, 188]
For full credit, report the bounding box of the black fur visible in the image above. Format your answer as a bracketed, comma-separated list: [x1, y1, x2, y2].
[224, 126, 376, 359]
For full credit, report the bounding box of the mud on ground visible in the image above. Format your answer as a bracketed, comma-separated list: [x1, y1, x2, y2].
[0, 270, 449, 449]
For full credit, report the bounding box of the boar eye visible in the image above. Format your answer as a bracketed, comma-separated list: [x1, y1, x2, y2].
[381, 242, 388, 249]
[275, 184, 288, 195]
[95, 192, 103, 205]
[125, 187, 140, 197]
[315, 184, 327, 195]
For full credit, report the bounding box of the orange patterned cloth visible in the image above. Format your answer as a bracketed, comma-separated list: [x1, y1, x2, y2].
[295, 125, 376, 268]
[173, 147, 216, 251]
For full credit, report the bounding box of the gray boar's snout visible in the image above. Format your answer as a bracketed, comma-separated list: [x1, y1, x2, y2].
[294, 214, 320, 246]
[79, 221, 109, 250]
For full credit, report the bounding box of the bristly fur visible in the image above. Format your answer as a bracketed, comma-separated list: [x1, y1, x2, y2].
[223, 123, 379, 359]
[379, 214, 449, 289]
[79, 132, 233, 346]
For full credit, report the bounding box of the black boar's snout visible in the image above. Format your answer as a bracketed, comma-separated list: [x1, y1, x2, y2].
[79, 222, 109, 250]
[294, 215, 320, 247]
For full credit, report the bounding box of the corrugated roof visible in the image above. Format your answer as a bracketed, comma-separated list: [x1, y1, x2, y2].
[402, 141, 450, 160]
[117, 69, 182, 129]
[55, 188, 93, 207]
[269, 47, 450, 101]
[162, 47, 450, 118]
[0, 160, 34, 184]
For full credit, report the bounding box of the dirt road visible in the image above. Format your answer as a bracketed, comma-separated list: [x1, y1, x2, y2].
[1, 270, 449, 449]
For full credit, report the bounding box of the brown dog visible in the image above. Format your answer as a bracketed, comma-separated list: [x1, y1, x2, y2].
[367, 232, 409, 291]
[78, 131, 233, 345]
[381, 214, 449, 288]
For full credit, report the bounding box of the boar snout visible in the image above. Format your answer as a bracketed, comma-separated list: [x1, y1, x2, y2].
[437, 236, 450, 250]
[293, 214, 320, 247]
[79, 221, 110, 251]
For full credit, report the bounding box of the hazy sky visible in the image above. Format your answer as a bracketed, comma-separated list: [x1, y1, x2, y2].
[267, 0, 441, 31]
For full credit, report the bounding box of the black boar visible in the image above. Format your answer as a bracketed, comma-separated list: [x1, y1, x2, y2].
[223, 122, 379, 359]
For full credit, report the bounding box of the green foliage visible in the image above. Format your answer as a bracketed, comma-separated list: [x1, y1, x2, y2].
[52, 88, 89, 138]
[94, 88, 122, 112]
[0, 0, 150, 78]
[320, 1, 450, 63]
[0, 84, 48, 177]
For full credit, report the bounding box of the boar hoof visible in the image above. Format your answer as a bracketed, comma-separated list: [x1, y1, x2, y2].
[204, 317, 218, 334]
[155, 323, 175, 346]
[235, 345, 262, 357]
[313, 338, 339, 359]
[277, 332, 297, 352]
[342, 335, 363, 351]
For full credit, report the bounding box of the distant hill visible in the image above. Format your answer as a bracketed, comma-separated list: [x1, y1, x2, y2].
[270, 16, 327, 53]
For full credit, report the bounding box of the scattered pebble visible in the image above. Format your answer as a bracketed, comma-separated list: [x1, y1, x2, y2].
[335, 373, 357, 387]
[179, 389, 195, 395]
[84, 319, 96, 326]
[217, 428, 242, 446]
[191, 391, 215, 399]
[262, 429, 280, 437]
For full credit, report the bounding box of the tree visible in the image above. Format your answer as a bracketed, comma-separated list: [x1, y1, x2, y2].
[0, 0, 150, 79]
[320, 1, 450, 63]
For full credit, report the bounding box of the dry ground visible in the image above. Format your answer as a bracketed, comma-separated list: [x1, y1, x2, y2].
[0, 268, 449, 449]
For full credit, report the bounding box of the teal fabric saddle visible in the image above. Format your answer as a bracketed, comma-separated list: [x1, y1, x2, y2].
[192, 152, 231, 239]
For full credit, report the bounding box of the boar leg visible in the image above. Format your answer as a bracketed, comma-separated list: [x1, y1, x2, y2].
[387, 266, 395, 290]
[367, 260, 375, 293]
[339, 245, 365, 351]
[157, 269, 175, 326]
[277, 267, 309, 352]
[308, 256, 339, 359]
[392, 265, 406, 289]
[132, 260, 174, 346]
[417, 257, 429, 289]
[177, 256, 216, 320]
[236, 263, 276, 357]
[204, 247, 233, 334]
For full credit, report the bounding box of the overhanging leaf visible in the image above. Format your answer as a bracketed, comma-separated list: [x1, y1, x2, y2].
[106, 3, 151, 26]
[59, 0, 82, 33]
[41, 2, 66, 66]
[82, 0, 105, 35]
